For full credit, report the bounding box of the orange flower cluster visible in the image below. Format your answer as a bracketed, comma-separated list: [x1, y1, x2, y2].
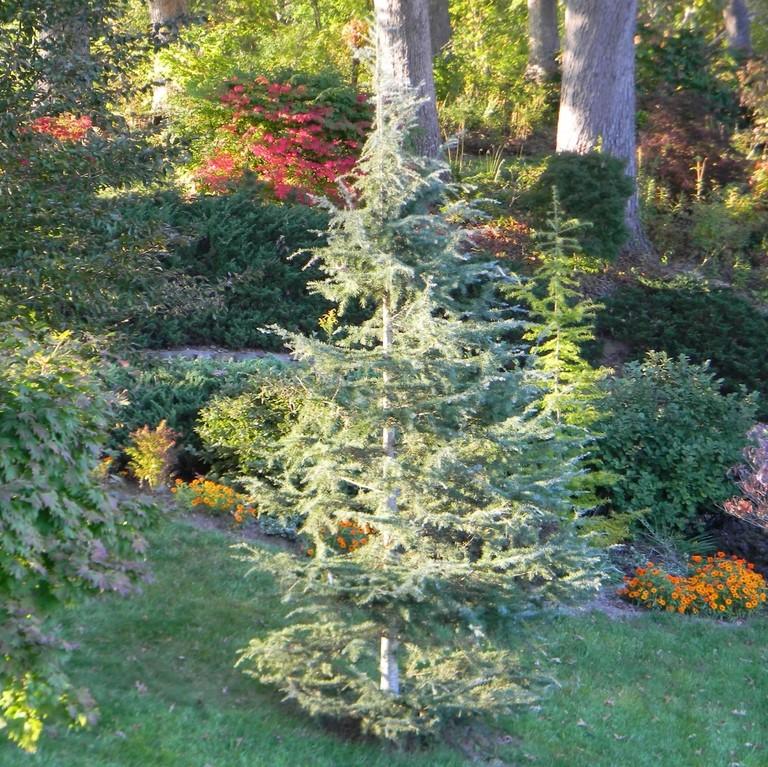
[29, 113, 93, 141]
[333, 519, 376, 552]
[306, 519, 377, 557]
[621, 552, 768, 618]
[172, 477, 256, 524]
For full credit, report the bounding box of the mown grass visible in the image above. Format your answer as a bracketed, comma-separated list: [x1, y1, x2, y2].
[4, 519, 768, 767]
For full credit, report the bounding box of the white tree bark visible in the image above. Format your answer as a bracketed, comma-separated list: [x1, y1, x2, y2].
[379, 292, 400, 695]
[379, 630, 400, 694]
[374, 0, 441, 157]
[148, 0, 189, 116]
[556, 0, 647, 252]
[723, 0, 752, 57]
[526, 0, 560, 82]
[429, 0, 452, 57]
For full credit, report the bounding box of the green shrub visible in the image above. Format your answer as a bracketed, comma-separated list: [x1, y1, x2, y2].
[594, 352, 756, 534]
[636, 25, 740, 123]
[522, 152, 634, 261]
[196, 372, 303, 477]
[595, 280, 768, 418]
[130, 193, 331, 350]
[0, 322, 154, 751]
[103, 356, 291, 470]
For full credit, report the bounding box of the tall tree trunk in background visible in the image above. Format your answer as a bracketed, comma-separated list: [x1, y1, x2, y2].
[556, 0, 648, 253]
[723, 0, 752, 58]
[526, 0, 560, 82]
[374, 0, 441, 157]
[38, 5, 91, 105]
[429, 0, 452, 57]
[148, 0, 189, 117]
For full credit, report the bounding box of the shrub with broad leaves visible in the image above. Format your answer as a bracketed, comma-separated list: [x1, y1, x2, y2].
[194, 72, 371, 201]
[0, 322, 154, 751]
[595, 352, 757, 534]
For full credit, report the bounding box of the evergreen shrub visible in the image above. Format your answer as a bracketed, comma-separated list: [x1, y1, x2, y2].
[131, 193, 331, 350]
[595, 281, 768, 418]
[196, 370, 303, 477]
[595, 352, 756, 534]
[522, 152, 634, 261]
[103, 356, 291, 471]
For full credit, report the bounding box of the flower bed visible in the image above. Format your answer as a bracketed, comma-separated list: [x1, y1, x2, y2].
[621, 552, 767, 618]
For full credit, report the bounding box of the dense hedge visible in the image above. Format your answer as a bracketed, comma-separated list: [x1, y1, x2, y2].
[131, 193, 331, 350]
[595, 281, 768, 418]
[522, 151, 634, 262]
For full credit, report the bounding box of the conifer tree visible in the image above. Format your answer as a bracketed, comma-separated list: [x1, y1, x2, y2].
[237, 92, 600, 740]
[511, 193, 608, 428]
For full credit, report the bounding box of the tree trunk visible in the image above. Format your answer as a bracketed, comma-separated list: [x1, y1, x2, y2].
[429, 0, 452, 57]
[37, 7, 91, 104]
[379, 292, 400, 695]
[379, 630, 400, 694]
[148, 0, 189, 117]
[374, 0, 441, 157]
[556, 0, 648, 253]
[526, 0, 560, 82]
[723, 0, 752, 58]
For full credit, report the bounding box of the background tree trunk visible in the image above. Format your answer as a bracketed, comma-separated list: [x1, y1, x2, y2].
[148, 0, 189, 116]
[723, 0, 752, 57]
[374, 0, 441, 157]
[429, 0, 452, 57]
[556, 0, 647, 252]
[526, 0, 560, 82]
[38, 6, 91, 104]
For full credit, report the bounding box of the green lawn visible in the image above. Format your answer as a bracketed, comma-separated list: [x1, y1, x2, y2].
[4, 520, 768, 767]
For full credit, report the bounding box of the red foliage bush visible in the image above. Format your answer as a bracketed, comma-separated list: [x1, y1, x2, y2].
[195, 75, 371, 202]
[28, 113, 93, 142]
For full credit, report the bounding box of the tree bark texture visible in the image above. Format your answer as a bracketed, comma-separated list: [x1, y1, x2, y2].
[429, 0, 452, 57]
[148, 0, 189, 42]
[556, 0, 647, 251]
[723, 0, 752, 57]
[148, 0, 189, 116]
[38, 7, 91, 102]
[526, 0, 560, 82]
[374, 0, 441, 157]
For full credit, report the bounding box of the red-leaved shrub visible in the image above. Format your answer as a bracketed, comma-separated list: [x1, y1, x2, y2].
[195, 75, 371, 202]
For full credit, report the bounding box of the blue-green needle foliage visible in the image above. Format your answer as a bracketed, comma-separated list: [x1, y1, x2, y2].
[237, 93, 602, 741]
